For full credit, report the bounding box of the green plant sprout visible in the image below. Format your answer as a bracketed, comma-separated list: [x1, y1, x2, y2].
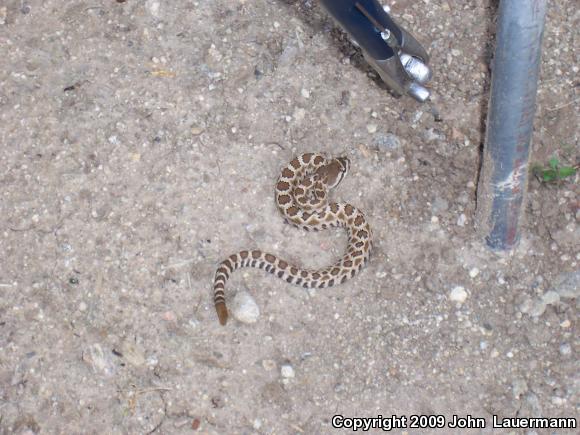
[532, 157, 577, 183]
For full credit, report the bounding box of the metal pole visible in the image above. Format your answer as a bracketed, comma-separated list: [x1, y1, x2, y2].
[476, 0, 547, 250]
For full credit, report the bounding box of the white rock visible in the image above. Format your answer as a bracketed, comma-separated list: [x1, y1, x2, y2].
[82, 344, 116, 376]
[469, 267, 480, 278]
[457, 213, 467, 226]
[551, 396, 566, 406]
[280, 364, 295, 378]
[146, 0, 161, 17]
[293, 107, 305, 121]
[366, 124, 377, 134]
[231, 291, 260, 323]
[449, 286, 468, 303]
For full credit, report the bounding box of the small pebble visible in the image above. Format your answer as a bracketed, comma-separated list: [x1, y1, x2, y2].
[469, 268, 480, 278]
[281, 364, 295, 378]
[449, 286, 468, 303]
[162, 311, 177, 322]
[520, 290, 561, 317]
[108, 135, 119, 145]
[366, 124, 377, 134]
[231, 291, 260, 324]
[262, 359, 276, 371]
[188, 317, 200, 328]
[374, 133, 401, 150]
[551, 396, 566, 406]
[293, 107, 305, 121]
[559, 343, 571, 356]
[301, 88, 310, 98]
[146, 0, 161, 17]
[552, 270, 580, 298]
[173, 419, 191, 428]
[82, 344, 116, 376]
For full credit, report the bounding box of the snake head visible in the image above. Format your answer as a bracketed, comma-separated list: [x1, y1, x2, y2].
[336, 156, 350, 177]
[313, 156, 350, 189]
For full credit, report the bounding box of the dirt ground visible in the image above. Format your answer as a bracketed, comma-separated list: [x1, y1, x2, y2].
[0, 1, 578, 434]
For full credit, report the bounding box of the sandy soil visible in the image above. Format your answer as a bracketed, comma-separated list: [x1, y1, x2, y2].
[0, 1, 578, 434]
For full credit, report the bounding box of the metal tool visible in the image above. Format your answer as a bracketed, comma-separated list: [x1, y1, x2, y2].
[319, 0, 432, 102]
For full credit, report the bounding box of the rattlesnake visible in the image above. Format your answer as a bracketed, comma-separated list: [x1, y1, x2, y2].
[213, 152, 372, 325]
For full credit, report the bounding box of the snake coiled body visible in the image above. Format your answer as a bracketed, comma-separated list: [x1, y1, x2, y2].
[213, 153, 372, 325]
